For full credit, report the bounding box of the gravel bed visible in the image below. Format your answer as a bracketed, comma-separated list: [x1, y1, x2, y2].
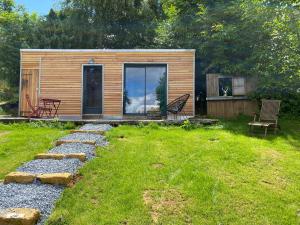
[0, 183, 64, 225]
[17, 159, 82, 175]
[79, 123, 113, 132]
[48, 143, 96, 160]
[59, 132, 108, 146]
[0, 124, 112, 225]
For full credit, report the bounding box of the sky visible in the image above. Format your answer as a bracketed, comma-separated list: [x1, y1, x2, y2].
[15, 0, 59, 15]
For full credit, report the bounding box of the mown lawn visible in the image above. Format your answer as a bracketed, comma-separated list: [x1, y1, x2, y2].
[46, 118, 300, 225]
[0, 122, 67, 179]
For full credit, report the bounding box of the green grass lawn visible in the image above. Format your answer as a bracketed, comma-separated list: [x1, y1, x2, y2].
[0, 123, 67, 179]
[45, 118, 300, 225]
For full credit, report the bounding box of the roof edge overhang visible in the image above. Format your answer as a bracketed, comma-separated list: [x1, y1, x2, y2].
[20, 49, 196, 53]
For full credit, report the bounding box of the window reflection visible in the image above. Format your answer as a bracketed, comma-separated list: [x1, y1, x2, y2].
[124, 65, 167, 115]
[146, 67, 167, 114]
[124, 67, 145, 114]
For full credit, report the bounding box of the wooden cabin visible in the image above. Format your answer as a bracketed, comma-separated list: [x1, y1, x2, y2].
[206, 74, 258, 118]
[19, 49, 195, 119]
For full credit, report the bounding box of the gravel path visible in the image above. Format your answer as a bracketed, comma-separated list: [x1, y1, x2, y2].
[0, 183, 64, 225]
[49, 143, 96, 160]
[17, 159, 82, 175]
[1, 124, 112, 225]
[59, 132, 108, 146]
[79, 123, 113, 131]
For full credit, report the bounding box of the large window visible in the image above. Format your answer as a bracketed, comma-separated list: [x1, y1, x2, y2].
[124, 64, 167, 115]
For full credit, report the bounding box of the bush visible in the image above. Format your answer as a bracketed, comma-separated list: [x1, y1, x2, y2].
[27, 120, 76, 130]
[250, 86, 300, 117]
[63, 121, 76, 130]
[181, 120, 196, 131]
[147, 122, 160, 129]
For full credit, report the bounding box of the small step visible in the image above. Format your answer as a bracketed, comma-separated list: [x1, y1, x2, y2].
[55, 140, 96, 146]
[35, 153, 86, 162]
[70, 130, 105, 135]
[35, 153, 64, 160]
[65, 153, 86, 162]
[0, 208, 40, 225]
[36, 173, 73, 186]
[4, 172, 36, 184]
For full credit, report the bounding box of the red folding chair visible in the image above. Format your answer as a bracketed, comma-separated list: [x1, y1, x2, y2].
[25, 94, 50, 118]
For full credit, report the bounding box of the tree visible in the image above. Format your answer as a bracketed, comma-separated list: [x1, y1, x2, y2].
[156, 0, 300, 115]
[58, 0, 163, 48]
[0, 0, 38, 87]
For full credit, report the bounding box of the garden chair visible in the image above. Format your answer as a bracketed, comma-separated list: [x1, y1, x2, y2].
[167, 94, 190, 120]
[248, 99, 281, 136]
[25, 94, 49, 118]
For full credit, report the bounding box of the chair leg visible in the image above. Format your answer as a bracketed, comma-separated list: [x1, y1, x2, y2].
[274, 126, 278, 135]
[182, 110, 188, 120]
[264, 127, 268, 137]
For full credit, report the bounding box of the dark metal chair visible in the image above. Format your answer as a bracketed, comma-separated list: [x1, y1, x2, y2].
[248, 99, 281, 136]
[167, 94, 190, 120]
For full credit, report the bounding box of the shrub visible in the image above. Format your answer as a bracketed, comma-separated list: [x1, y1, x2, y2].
[250, 86, 300, 117]
[63, 121, 76, 130]
[181, 120, 195, 131]
[147, 122, 160, 129]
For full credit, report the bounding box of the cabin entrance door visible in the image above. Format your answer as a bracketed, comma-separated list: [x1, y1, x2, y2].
[82, 65, 103, 115]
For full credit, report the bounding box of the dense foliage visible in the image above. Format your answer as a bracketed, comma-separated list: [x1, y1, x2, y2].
[0, 0, 299, 115]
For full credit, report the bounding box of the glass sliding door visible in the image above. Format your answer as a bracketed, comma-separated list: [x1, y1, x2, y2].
[124, 64, 167, 115]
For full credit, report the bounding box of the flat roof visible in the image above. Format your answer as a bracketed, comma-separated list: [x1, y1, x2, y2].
[20, 49, 195, 53]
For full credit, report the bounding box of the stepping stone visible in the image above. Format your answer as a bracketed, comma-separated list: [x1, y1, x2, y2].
[37, 173, 73, 186]
[35, 153, 86, 162]
[55, 140, 96, 146]
[65, 153, 86, 162]
[35, 153, 64, 160]
[48, 143, 96, 160]
[70, 130, 105, 135]
[4, 172, 36, 184]
[58, 133, 106, 147]
[0, 208, 40, 225]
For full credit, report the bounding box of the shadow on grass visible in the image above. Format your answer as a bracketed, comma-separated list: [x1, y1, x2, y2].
[210, 115, 300, 149]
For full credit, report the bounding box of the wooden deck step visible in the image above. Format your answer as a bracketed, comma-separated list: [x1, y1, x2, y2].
[0, 208, 40, 225]
[55, 140, 96, 146]
[35, 153, 86, 162]
[70, 130, 105, 135]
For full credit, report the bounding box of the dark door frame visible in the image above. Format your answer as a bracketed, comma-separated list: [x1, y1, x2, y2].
[81, 64, 104, 115]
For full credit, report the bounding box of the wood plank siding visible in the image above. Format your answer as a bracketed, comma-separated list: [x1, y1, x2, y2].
[19, 49, 195, 118]
[207, 100, 258, 118]
[206, 73, 258, 118]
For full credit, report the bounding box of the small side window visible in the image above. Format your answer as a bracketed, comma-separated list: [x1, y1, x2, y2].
[233, 77, 245, 96]
[219, 77, 232, 96]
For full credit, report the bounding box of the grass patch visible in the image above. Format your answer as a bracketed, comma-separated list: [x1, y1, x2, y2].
[47, 117, 300, 225]
[0, 122, 68, 179]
